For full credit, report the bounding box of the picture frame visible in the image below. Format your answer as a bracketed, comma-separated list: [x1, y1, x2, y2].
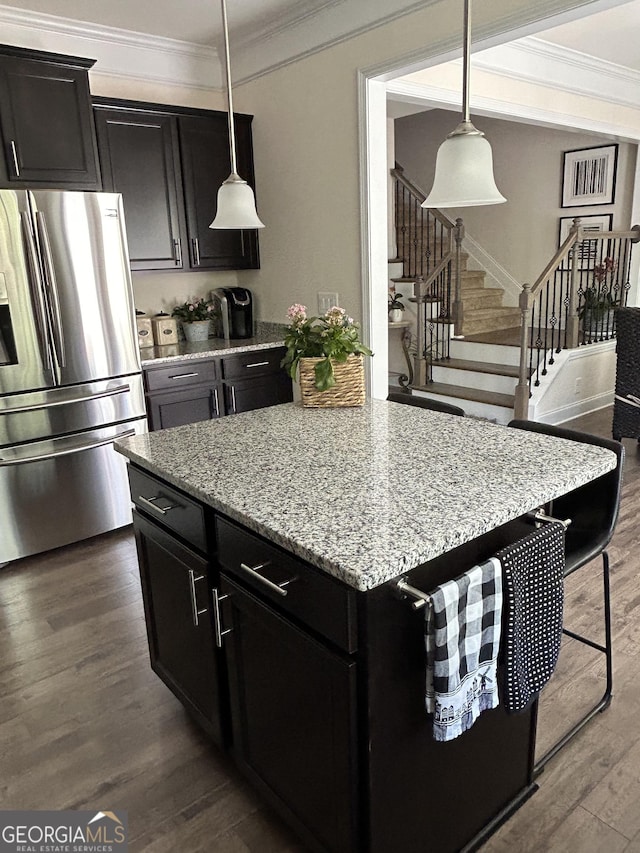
[559, 213, 613, 268]
[561, 144, 618, 207]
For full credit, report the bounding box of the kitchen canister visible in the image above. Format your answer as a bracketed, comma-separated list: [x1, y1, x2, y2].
[135, 312, 154, 348]
[152, 312, 179, 346]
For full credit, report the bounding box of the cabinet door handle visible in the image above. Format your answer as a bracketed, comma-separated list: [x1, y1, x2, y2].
[188, 570, 208, 627]
[212, 587, 232, 647]
[9, 140, 20, 177]
[213, 386, 220, 418]
[230, 385, 237, 413]
[191, 237, 201, 266]
[169, 371, 199, 380]
[137, 495, 176, 515]
[238, 561, 295, 597]
[173, 238, 183, 266]
[244, 361, 270, 369]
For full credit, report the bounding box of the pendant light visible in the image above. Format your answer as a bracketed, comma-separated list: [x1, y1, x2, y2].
[422, 0, 505, 209]
[210, 0, 265, 229]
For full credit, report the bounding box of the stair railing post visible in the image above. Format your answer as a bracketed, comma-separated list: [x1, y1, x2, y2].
[566, 217, 582, 348]
[452, 217, 465, 335]
[514, 283, 532, 420]
[414, 275, 426, 385]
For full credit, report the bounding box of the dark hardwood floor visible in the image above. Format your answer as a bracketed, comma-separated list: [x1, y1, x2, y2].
[1, 406, 638, 852]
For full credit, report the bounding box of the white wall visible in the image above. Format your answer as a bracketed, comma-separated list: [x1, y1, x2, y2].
[395, 109, 638, 286]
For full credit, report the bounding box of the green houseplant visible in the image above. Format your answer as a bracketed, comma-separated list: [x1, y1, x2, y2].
[388, 291, 405, 323]
[281, 303, 372, 395]
[578, 257, 618, 340]
[172, 296, 214, 342]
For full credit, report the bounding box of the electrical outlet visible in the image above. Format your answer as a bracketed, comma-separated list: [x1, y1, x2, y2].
[318, 291, 339, 314]
[575, 377, 582, 395]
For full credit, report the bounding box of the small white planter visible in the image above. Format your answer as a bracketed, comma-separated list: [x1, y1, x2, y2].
[389, 308, 404, 323]
[182, 320, 211, 342]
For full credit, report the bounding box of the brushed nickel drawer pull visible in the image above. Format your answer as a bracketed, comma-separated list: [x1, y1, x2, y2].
[238, 561, 294, 597]
[9, 140, 19, 176]
[245, 361, 269, 369]
[212, 588, 232, 647]
[169, 372, 199, 380]
[138, 495, 177, 515]
[230, 386, 237, 413]
[188, 570, 208, 627]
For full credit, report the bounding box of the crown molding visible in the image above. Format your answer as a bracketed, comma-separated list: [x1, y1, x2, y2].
[0, 3, 222, 89]
[386, 78, 640, 142]
[474, 36, 640, 110]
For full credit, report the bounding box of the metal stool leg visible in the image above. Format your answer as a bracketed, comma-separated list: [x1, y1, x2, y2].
[534, 550, 613, 776]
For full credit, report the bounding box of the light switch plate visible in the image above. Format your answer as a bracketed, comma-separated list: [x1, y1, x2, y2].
[318, 291, 339, 314]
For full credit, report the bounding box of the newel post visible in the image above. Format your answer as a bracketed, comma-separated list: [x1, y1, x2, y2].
[566, 217, 582, 348]
[514, 283, 532, 420]
[414, 275, 426, 386]
[452, 218, 465, 335]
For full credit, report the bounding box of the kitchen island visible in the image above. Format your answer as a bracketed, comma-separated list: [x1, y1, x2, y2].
[115, 401, 617, 853]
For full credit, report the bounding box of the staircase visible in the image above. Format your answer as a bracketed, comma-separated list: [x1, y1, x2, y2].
[391, 165, 525, 422]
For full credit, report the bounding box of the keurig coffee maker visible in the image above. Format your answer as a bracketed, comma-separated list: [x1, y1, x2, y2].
[210, 287, 253, 339]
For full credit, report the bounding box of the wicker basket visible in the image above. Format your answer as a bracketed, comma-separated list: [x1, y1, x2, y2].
[299, 355, 366, 407]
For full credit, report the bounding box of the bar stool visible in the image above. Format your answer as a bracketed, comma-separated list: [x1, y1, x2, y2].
[508, 419, 624, 774]
[387, 391, 465, 417]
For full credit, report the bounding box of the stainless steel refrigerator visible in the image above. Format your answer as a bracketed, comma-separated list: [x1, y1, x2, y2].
[0, 189, 147, 564]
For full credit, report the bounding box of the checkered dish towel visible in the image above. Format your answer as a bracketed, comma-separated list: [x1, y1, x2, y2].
[425, 558, 503, 742]
[497, 522, 565, 713]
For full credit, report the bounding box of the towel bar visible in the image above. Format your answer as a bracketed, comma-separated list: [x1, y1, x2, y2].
[394, 577, 431, 610]
[526, 509, 571, 529]
[615, 393, 640, 410]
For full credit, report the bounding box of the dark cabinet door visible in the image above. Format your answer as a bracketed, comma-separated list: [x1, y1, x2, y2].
[178, 114, 259, 270]
[220, 574, 358, 853]
[0, 54, 99, 187]
[94, 108, 185, 270]
[134, 510, 226, 745]
[147, 383, 222, 431]
[224, 373, 292, 415]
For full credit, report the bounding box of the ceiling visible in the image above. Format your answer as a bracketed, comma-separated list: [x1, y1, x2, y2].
[1, 0, 639, 71]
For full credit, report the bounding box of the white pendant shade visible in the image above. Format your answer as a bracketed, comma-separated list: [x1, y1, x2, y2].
[209, 173, 265, 229]
[422, 130, 506, 209]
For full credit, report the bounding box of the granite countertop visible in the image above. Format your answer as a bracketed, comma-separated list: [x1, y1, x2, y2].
[115, 400, 617, 591]
[140, 326, 285, 366]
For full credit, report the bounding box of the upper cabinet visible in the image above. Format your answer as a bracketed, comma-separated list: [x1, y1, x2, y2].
[94, 98, 260, 272]
[0, 45, 100, 189]
[179, 114, 259, 270]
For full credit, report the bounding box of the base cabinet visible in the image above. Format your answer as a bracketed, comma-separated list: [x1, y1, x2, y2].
[143, 347, 292, 430]
[220, 575, 359, 853]
[133, 509, 226, 745]
[128, 463, 537, 853]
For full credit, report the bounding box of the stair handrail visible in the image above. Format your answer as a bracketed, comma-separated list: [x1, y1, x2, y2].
[514, 220, 640, 419]
[391, 164, 454, 231]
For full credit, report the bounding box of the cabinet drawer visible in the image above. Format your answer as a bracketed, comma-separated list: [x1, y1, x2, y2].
[222, 347, 286, 380]
[145, 359, 218, 392]
[129, 466, 206, 552]
[216, 517, 357, 653]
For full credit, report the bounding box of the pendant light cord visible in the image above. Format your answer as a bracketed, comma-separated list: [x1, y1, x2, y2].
[462, 0, 471, 125]
[220, 0, 238, 176]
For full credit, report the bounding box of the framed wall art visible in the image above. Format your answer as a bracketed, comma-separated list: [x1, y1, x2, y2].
[559, 213, 613, 268]
[561, 144, 618, 207]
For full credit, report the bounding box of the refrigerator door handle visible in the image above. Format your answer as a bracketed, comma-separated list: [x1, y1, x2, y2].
[0, 383, 131, 416]
[20, 212, 56, 375]
[36, 211, 66, 369]
[0, 428, 136, 467]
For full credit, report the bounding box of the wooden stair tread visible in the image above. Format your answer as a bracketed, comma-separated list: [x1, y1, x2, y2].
[438, 358, 521, 378]
[415, 382, 515, 408]
[464, 307, 521, 318]
[461, 327, 522, 346]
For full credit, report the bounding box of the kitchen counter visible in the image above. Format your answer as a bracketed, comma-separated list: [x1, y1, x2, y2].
[115, 399, 616, 590]
[139, 326, 285, 366]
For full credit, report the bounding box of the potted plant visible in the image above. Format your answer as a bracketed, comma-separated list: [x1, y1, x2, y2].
[579, 257, 619, 340]
[281, 303, 373, 406]
[172, 296, 214, 342]
[388, 290, 405, 323]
